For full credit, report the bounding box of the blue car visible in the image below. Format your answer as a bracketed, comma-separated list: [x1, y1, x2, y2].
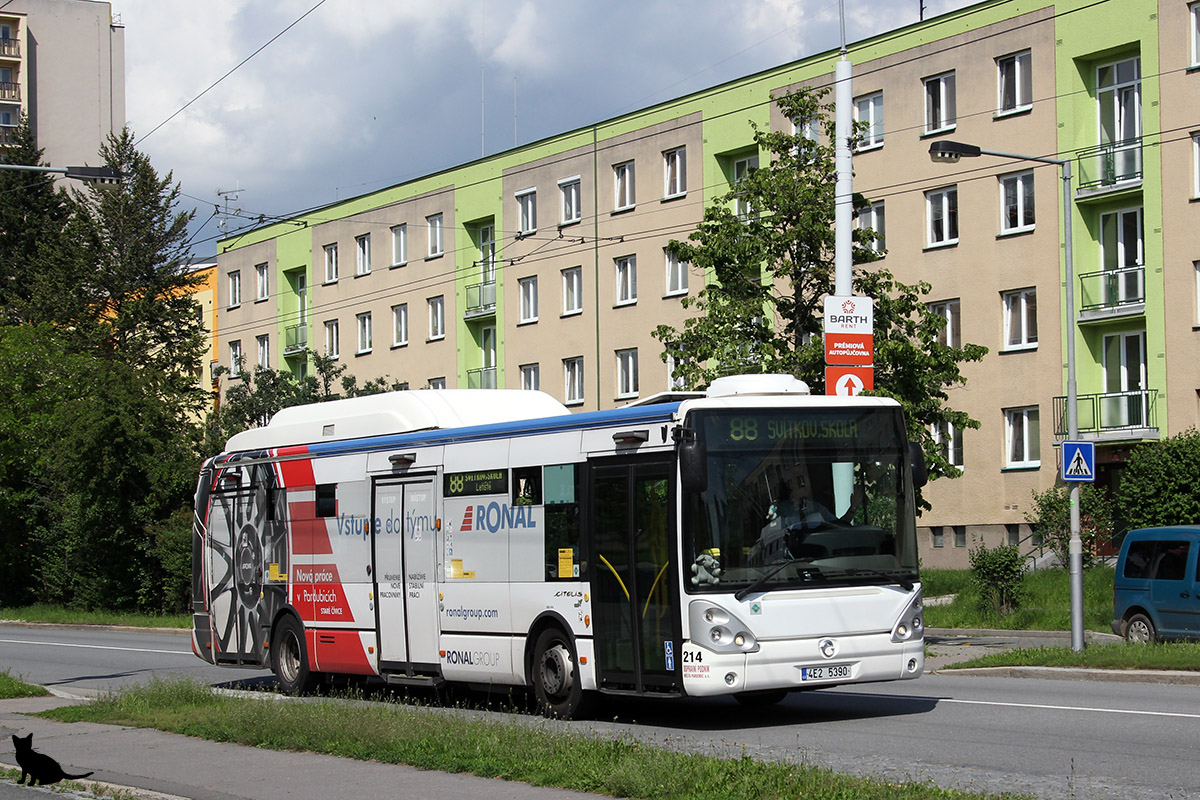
[1112, 526, 1200, 643]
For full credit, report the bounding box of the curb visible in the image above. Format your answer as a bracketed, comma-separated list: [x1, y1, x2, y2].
[938, 665, 1200, 685]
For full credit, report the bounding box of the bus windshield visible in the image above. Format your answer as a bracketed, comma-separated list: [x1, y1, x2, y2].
[682, 407, 918, 594]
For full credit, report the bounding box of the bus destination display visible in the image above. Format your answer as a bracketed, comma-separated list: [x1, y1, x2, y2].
[444, 469, 509, 497]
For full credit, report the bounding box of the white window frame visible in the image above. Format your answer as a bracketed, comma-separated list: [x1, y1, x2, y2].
[792, 116, 818, 142]
[391, 223, 407, 266]
[559, 177, 581, 225]
[520, 363, 540, 391]
[323, 243, 338, 284]
[663, 147, 686, 198]
[666, 354, 686, 390]
[392, 303, 408, 347]
[427, 296, 445, 340]
[997, 50, 1032, 114]
[255, 263, 269, 301]
[1192, 132, 1200, 199]
[1195, 260, 1200, 326]
[256, 334, 269, 369]
[427, 213, 444, 258]
[428, 377, 446, 390]
[931, 420, 963, 468]
[924, 71, 957, 134]
[733, 155, 758, 219]
[355, 233, 371, 275]
[228, 340, 242, 377]
[1002, 288, 1038, 351]
[1000, 171, 1035, 234]
[853, 91, 884, 150]
[324, 320, 340, 359]
[1005, 406, 1041, 468]
[615, 255, 637, 305]
[562, 266, 583, 315]
[518, 276, 538, 323]
[563, 356, 584, 404]
[926, 186, 958, 247]
[227, 270, 241, 308]
[857, 201, 885, 254]
[665, 249, 688, 296]
[1192, 2, 1200, 67]
[516, 188, 537, 236]
[929, 298, 961, 347]
[356, 311, 372, 354]
[613, 161, 635, 211]
[616, 348, 639, 399]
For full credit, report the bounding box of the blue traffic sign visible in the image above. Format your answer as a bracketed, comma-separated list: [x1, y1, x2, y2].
[1062, 441, 1096, 482]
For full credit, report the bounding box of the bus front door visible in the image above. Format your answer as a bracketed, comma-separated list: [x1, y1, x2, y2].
[589, 459, 680, 695]
[373, 478, 440, 673]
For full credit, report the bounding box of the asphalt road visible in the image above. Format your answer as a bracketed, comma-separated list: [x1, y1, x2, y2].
[1, 622, 1197, 799]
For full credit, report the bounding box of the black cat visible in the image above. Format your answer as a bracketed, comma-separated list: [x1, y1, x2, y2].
[11, 733, 94, 786]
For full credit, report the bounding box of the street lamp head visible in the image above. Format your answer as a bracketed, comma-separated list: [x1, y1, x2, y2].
[928, 140, 982, 164]
[63, 166, 123, 186]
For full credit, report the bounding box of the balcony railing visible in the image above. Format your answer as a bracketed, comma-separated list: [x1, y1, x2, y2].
[1076, 136, 1142, 191]
[1053, 389, 1158, 439]
[0, 81, 19, 101]
[467, 366, 497, 389]
[284, 323, 307, 354]
[1078, 265, 1145, 315]
[0, 38, 19, 57]
[465, 280, 496, 317]
[0, 124, 16, 147]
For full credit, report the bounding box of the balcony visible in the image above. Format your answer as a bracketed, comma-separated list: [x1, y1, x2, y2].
[1075, 137, 1141, 194]
[1053, 389, 1158, 442]
[0, 124, 16, 146]
[284, 323, 307, 354]
[467, 367, 497, 389]
[464, 280, 496, 319]
[0, 82, 18, 101]
[1077, 265, 1145, 324]
[0, 38, 19, 58]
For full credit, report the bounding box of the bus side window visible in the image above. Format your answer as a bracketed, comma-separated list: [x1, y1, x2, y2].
[315, 484, 337, 518]
[544, 464, 584, 581]
[513, 466, 542, 505]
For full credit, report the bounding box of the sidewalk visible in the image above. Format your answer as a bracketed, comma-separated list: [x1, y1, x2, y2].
[0, 694, 602, 800]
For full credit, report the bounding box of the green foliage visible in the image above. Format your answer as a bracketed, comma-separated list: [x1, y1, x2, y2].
[0, 604, 189, 627]
[944, 642, 1200, 672]
[1116, 429, 1200, 529]
[652, 88, 985, 509]
[968, 542, 1025, 615]
[1025, 483, 1115, 568]
[0, 669, 48, 699]
[925, 567, 1114, 631]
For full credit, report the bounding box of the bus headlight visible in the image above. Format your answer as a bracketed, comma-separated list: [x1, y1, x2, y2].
[690, 602, 759, 653]
[891, 588, 925, 643]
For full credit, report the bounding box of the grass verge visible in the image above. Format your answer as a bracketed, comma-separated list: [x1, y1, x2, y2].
[942, 642, 1200, 671]
[0, 604, 189, 628]
[923, 567, 1114, 631]
[41, 678, 1030, 800]
[0, 669, 48, 698]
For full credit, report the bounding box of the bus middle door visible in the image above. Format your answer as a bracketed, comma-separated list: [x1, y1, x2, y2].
[373, 478, 440, 674]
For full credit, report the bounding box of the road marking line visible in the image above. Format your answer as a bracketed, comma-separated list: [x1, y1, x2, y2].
[940, 697, 1200, 720]
[0, 638, 191, 656]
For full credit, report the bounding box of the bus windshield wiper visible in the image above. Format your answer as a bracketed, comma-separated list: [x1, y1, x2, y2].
[734, 559, 825, 601]
[830, 568, 914, 591]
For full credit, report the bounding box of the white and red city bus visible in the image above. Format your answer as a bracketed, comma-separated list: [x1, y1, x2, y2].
[192, 374, 927, 717]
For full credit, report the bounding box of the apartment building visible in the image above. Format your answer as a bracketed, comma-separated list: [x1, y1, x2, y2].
[215, 0, 1198, 566]
[0, 0, 124, 167]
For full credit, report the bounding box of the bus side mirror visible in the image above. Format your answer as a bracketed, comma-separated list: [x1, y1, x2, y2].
[909, 441, 928, 489]
[679, 437, 707, 494]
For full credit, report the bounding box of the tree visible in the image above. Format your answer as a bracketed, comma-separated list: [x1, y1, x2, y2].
[653, 87, 986, 498]
[1116, 429, 1200, 530]
[1025, 483, 1114, 568]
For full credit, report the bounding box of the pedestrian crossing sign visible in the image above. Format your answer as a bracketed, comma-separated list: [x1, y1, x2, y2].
[1061, 441, 1096, 482]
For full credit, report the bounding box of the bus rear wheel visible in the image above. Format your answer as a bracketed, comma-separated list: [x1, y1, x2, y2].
[531, 628, 593, 719]
[271, 616, 317, 695]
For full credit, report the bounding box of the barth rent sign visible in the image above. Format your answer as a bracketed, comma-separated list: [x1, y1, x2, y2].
[824, 296, 874, 366]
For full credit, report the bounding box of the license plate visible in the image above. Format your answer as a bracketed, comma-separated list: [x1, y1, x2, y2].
[800, 664, 851, 682]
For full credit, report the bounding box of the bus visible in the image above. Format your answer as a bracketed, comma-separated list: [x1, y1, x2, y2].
[191, 373, 927, 717]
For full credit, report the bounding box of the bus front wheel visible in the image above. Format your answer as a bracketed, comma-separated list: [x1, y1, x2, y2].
[271, 616, 317, 695]
[531, 628, 593, 719]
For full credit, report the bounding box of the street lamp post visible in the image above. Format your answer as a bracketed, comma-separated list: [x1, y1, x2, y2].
[929, 139, 1085, 653]
[0, 163, 122, 184]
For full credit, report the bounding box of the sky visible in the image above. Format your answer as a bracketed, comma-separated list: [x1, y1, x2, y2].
[110, 0, 975, 260]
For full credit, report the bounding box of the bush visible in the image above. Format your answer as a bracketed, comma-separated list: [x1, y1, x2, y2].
[968, 542, 1025, 615]
[1117, 429, 1200, 529]
[1026, 483, 1114, 568]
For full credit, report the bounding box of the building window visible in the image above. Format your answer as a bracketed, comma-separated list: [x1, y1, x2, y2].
[255, 263, 269, 301]
[391, 224, 407, 266]
[926, 186, 958, 246]
[227, 270, 241, 308]
[924, 71, 956, 134]
[324, 320, 340, 359]
[733, 155, 758, 219]
[1193, 2, 1200, 67]
[1195, 261, 1200, 326]
[356, 312, 372, 354]
[615, 255, 637, 305]
[478, 223, 496, 283]
[429, 377, 446, 390]
[519, 276, 538, 323]
[613, 161, 635, 211]
[929, 298, 961, 347]
[853, 91, 884, 149]
[562, 266, 583, 315]
[997, 50, 1032, 114]
[323, 243, 338, 283]
[665, 249, 688, 295]
[564, 357, 584, 404]
[1097, 57, 1141, 184]
[1101, 207, 1145, 305]
[392, 303, 408, 347]
[560, 177, 581, 225]
[792, 116, 818, 142]
[517, 189, 537, 235]
[427, 213, 443, 257]
[1005, 406, 1041, 468]
[953, 526, 967, 548]
[667, 354, 686, 390]
[857, 201, 885, 254]
[355, 233, 371, 275]
[931, 421, 963, 468]
[1003, 288, 1038, 350]
[663, 147, 686, 198]
[256, 334, 269, 369]
[1000, 171, 1035, 234]
[616, 348, 639, 398]
[931, 527, 944, 548]
[1194, 132, 1200, 199]
[428, 296, 445, 340]
[229, 340, 242, 377]
[521, 363, 540, 391]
